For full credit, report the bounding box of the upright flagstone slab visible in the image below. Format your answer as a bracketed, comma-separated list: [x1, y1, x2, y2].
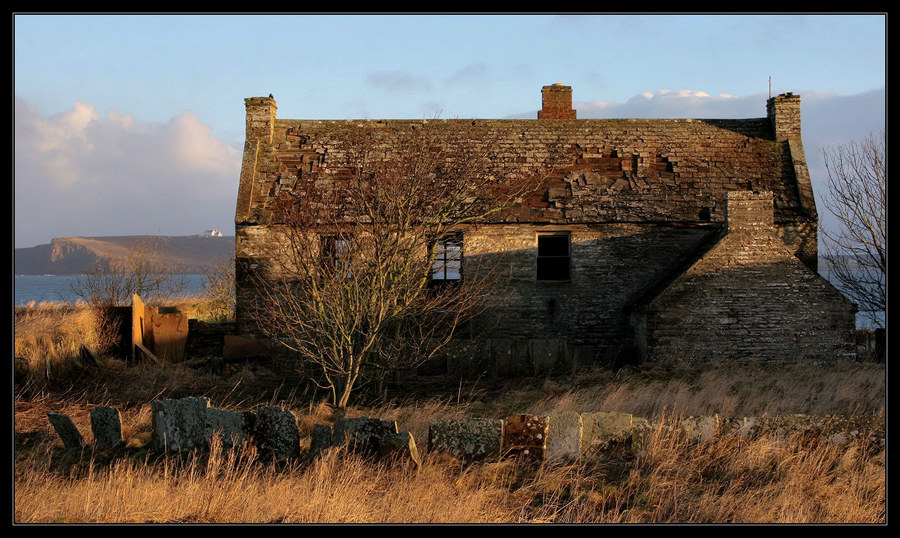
[252, 406, 300, 460]
[90, 406, 123, 448]
[503, 414, 549, 460]
[47, 413, 85, 449]
[630, 416, 654, 454]
[720, 417, 757, 438]
[428, 418, 504, 463]
[679, 415, 720, 442]
[205, 407, 252, 449]
[546, 411, 583, 461]
[332, 416, 399, 457]
[581, 411, 635, 457]
[379, 430, 422, 468]
[309, 423, 335, 457]
[310, 418, 420, 466]
[151, 397, 211, 452]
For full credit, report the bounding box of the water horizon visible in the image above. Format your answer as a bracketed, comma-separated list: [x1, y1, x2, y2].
[14, 274, 209, 306]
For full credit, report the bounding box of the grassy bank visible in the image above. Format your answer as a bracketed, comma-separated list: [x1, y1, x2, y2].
[13, 302, 886, 524]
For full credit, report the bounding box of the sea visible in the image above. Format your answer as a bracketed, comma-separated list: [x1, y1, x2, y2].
[14, 274, 209, 306]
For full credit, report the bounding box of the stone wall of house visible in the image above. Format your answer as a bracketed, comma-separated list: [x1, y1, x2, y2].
[233, 91, 841, 365]
[457, 222, 717, 358]
[634, 192, 856, 363]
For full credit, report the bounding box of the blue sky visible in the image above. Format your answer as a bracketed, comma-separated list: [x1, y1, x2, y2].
[14, 13, 886, 248]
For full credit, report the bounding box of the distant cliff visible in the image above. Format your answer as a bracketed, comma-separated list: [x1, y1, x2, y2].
[14, 235, 235, 275]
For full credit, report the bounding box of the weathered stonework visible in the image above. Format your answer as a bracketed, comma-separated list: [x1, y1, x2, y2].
[205, 407, 252, 449]
[233, 85, 856, 367]
[151, 397, 212, 452]
[251, 406, 300, 460]
[632, 192, 856, 363]
[47, 413, 84, 449]
[428, 418, 505, 463]
[581, 411, 635, 457]
[58, 401, 882, 466]
[332, 416, 399, 457]
[503, 414, 549, 460]
[89, 406, 123, 449]
[545, 411, 583, 462]
[378, 430, 422, 468]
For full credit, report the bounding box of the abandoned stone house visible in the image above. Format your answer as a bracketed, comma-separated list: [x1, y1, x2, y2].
[234, 84, 856, 371]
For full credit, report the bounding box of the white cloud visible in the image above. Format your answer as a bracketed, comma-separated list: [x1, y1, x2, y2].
[14, 97, 242, 248]
[444, 62, 489, 87]
[580, 89, 763, 119]
[367, 70, 431, 93]
[167, 110, 241, 175]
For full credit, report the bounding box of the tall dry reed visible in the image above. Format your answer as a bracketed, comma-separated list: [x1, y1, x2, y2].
[527, 362, 885, 418]
[14, 417, 884, 524]
[14, 302, 886, 524]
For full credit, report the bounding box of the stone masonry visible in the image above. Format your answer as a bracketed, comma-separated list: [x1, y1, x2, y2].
[47, 401, 885, 468]
[632, 191, 856, 363]
[233, 85, 855, 367]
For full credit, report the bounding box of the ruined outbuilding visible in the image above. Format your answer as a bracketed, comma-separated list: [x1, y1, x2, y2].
[234, 85, 856, 369]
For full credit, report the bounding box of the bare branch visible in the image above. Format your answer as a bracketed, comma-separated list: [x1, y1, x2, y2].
[820, 130, 885, 328]
[246, 122, 562, 407]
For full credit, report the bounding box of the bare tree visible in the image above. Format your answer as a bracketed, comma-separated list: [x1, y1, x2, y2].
[820, 130, 885, 328]
[246, 122, 562, 407]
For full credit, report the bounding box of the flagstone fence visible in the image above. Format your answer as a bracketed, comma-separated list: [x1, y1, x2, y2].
[46, 397, 885, 467]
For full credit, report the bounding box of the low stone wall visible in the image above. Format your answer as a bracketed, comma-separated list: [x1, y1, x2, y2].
[47, 399, 885, 466]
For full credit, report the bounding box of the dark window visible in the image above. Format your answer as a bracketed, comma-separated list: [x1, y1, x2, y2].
[321, 235, 352, 277]
[536, 233, 570, 281]
[430, 234, 463, 286]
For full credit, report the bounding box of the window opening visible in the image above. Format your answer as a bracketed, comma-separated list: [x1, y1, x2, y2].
[321, 235, 352, 278]
[430, 234, 463, 285]
[536, 233, 571, 281]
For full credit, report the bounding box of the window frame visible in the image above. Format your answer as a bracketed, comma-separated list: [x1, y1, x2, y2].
[320, 234, 353, 278]
[428, 232, 464, 287]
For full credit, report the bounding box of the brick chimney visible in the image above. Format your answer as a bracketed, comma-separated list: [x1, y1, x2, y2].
[538, 83, 576, 119]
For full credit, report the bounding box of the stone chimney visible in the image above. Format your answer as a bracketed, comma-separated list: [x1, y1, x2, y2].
[236, 95, 278, 224]
[725, 191, 775, 237]
[244, 95, 278, 144]
[766, 92, 801, 142]
[538, 83, 576, 119]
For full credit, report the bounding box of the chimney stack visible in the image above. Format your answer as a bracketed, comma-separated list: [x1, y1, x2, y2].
[244, 95, 278, 144]
[766, 92, 801, 142]
[538, 83, 576, 119]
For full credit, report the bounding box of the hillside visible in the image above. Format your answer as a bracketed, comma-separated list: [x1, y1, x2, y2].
[14, 235, 234, 275]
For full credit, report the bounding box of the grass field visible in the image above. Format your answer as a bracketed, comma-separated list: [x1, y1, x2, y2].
[14, 301, 886, 524]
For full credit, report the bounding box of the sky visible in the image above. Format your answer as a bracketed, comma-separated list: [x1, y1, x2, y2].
[13, 13, 886, 249]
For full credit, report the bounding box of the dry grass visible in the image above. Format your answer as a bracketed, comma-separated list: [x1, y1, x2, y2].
[14, 415, 885, 524]
[13, 303, 887, 524]
[14, 303, 98, 383]
[525, 362, 886, 418]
